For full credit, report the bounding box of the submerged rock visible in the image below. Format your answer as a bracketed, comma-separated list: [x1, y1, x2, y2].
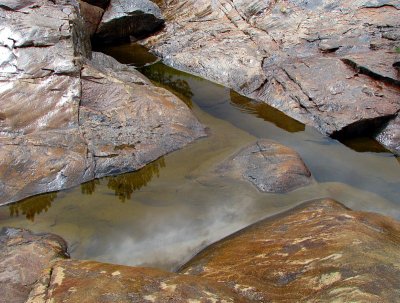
[0, 1, 205, 205]
[144, 0, 400, 147]
[180, 199, 400, 302]
[0, 227, 68, 303]
[26, 259, 249, 303]
[215, 139, 313, 193]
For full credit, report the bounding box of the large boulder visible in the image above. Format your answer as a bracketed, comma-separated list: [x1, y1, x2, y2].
[214, 139, 313, 193]
[181, 199, 400, 302]
[25, 259, 250, 303]
[375, 115, 400, 155]
[0, 227, 68, 303]
[0, 1, 205, 205]
[94, 0, 164, 44]
[144, 0, 400, 148]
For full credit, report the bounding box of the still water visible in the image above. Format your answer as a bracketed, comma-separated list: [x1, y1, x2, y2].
[1, 44, 399, 271]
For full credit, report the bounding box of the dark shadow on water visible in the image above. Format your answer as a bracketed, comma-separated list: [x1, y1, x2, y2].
[81, 157, 166, 202]
[229, 90, 305, 133]
[8, 192, 57, 222]
[140, 63, 194, 106]
[339, 137, 392, 153]
[95, 43, 158, 67]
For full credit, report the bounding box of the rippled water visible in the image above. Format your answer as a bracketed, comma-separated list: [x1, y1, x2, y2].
[1, 43, 399, 271]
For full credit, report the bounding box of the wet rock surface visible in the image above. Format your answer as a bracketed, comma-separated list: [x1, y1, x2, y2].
[0, 227, 68, 303]
[0, 1, 205, 205]
[180, 199, 400, 302]
[26, 259, 249, 303]
[215, 139, 313, 193]
[144, 0, 400, 147]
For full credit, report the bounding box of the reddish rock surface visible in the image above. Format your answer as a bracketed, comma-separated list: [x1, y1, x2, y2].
[181, 199, 400, 302]
[0, 227, 68, 303]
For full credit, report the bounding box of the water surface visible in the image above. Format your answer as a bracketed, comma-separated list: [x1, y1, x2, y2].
[1, 43, 399, 271]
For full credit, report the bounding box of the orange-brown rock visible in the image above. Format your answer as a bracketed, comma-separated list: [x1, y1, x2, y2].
[181, 199, 400, 302]
[0, 227, 68, 303]
[26, 259, 250, 303]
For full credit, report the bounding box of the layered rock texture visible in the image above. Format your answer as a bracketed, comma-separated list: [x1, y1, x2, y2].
[144, 0, 400, 153]
[0, 227, 68, 303]
[181, 199, 400, 302]
[215, 139, 313, 193]
[0, 0, 205, 205]
[2, 200, 400, 302]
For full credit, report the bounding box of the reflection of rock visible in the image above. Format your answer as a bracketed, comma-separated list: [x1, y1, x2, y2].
[0, 2, 205, 205]
[230, 90, 305, 133]
[26, 259, 248, 303]
[181, 199, 400, 302]
[106, 157, 165, 202]
[144, 0, 400, 149]
[141, 63, 194, 102]
[94, 0, 164, 44]
[215, 140, 313, 193]
[9, 192, 57, 222]
[0, 227, 68, 303]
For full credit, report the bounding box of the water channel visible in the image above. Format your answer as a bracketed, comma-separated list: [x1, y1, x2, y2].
[0, 44, 399, 271]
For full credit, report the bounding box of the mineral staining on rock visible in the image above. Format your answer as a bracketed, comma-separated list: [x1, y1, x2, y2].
[144, 0, 400, 150]
[0, 1, 205, 205]
[181, 199, 400, 302]
[215, 139, 313, 193]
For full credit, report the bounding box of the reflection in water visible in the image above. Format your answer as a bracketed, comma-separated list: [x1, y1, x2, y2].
[9, 192, 57, 222]
[340, 137, 392, 153]
[229, 90, 305, 133]
[95, 43, 158, 67]
[82, 157, 166, 202]
[107, 157, 166, 202]
[140, 64, 194, 104]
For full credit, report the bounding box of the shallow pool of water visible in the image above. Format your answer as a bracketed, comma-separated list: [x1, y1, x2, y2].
[1, 43, 399, 272]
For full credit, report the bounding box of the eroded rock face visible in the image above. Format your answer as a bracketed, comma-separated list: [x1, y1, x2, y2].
[215, 139, 313, 193]
[0, 227, 68, 303]
[180, 199, 400, 302]
[26, 259, 249, 303]
[144, 0, 400, 145]
[0, 1, 205, 205]
[375, 115, 400, 155]
[94, 0, 164, 44]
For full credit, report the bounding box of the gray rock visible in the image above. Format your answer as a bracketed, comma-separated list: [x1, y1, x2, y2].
[94, 0, 164, 44]
[215, 139, 313, 193]
[144, 0, 400, 145]
[375, 115, 400, 155]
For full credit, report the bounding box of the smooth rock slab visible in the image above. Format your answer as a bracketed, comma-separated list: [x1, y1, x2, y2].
[181, 199, 400, 302]
[0, 227, 68, 303]
[215, 139, 313, 193]
[26, 259, 250, 303]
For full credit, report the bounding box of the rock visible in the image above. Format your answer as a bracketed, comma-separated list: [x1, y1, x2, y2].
[0, 227, 68, 303]
[375, 115, 400, 155]
[78, 0, 105, 36]
[81, 0, 109, 9]
[215, 139, 313, 193]
[94, 0, 164, 44]
[26, 259, 249, 303]
[144, 0, 400, 140]
[180, 199, 400, 302]
[0, 1, 205, 205]
[80, 53, 206, 178]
